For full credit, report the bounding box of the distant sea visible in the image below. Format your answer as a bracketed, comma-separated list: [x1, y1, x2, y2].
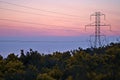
[0, 36, 118, 57]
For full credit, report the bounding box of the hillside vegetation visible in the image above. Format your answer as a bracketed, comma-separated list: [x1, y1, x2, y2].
[0, 42, 120, 80]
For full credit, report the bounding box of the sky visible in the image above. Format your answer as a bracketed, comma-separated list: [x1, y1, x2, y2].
[0, 0, 120, 57]
[0, 0, 120, 37]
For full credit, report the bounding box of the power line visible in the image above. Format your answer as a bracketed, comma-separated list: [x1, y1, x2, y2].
[0, 0, 81, 18]
[0, 7, 63, 18]
[0, 7, 81, 22]
[0, 18, 83, 30]
[0, 25, 82, 32]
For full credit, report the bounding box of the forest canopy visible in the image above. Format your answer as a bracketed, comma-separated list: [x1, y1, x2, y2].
[0, 42, 120, 80]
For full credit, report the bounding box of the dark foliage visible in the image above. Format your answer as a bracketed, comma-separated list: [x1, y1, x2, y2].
[0, 42, 120, 80]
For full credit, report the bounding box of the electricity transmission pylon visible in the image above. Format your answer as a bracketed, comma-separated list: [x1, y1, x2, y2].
[85, 12, 111, 48]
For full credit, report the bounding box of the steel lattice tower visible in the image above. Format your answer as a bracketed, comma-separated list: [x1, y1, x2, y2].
[85, 12, 111, 48]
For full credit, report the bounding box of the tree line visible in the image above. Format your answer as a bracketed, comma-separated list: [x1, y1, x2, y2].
[0, 42, 120, 80]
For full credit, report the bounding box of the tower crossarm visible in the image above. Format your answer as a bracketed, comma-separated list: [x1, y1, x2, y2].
[85, 12, 111, 48]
